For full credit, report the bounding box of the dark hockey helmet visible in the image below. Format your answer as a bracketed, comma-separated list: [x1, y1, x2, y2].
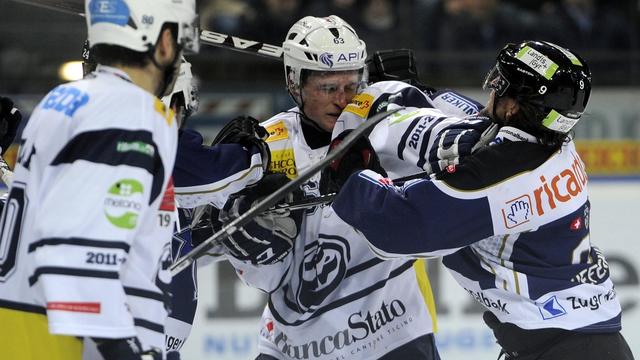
[81, 39, 97, 77]
[483, 40, 591, 133]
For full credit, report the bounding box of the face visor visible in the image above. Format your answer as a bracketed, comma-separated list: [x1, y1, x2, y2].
[483, 65, 510, 97]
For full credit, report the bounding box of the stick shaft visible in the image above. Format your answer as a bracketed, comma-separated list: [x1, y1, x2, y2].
[170, 108, 400, 275]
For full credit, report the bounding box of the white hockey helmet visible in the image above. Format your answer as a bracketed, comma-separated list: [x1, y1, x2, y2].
[283, 15, 367, 103]
[162, 58, 199, 117]
[85, 0, 199, 54]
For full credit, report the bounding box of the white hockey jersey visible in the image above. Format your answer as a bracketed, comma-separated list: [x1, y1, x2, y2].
[226, 109, 438, 360]
[0, 66, 177, 353]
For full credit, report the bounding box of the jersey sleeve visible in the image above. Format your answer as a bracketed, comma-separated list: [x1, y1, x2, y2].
[174, 129, 264, 209]
[29, 127, 168, 338]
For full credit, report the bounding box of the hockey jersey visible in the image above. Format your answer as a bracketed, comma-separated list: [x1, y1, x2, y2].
[0, 65, 177, 353]
[225, 109, 439, 360]
[333, 126, 622, 333]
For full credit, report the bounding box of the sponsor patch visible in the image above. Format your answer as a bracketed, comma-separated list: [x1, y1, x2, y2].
[104, 179, 144, 229]
[542, 110, 579, 133]
[116, 141, 155, 157]
[344, 93, 374, 118]
[88, 0, 129, 26]
[538, 295, 567, 320]
[516, 46, 559, 80]
[47, 301, 101, 314]
[270, 148, 297, 179]
[266, 121, 289, 142]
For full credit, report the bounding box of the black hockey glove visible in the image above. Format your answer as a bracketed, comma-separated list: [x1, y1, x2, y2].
[217, 173, 303, 265]
[427, 118, 498, 173]
[366, 49, 435, 94]
[212, 115, 271, 172]
[319, 130, 387, 195]
[94, 337, 162, 360]
[0, 96, 22, 155]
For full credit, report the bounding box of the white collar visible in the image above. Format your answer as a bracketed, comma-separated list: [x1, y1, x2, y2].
[95, 64, 132, 83]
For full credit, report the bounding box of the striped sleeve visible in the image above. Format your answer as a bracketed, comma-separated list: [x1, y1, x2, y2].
[29, 128, 165, 338]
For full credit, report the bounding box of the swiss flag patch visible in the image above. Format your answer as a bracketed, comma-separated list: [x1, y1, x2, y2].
[570, 217, 583, 231]
[159, 177, 175, 211]
[446, 164, 457, 173]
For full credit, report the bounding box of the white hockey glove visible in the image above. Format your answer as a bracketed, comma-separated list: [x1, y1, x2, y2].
[427, 117, 499, 173]
[217, 173, 303, 265]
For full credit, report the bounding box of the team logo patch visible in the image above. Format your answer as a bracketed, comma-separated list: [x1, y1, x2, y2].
[104, 179, 144, 229]
[296, 236, 351, 312]
[344, 93, 374, 118]
[320, 53, 334, 68]
[88, 0, 130, 26]
[266, 121, 289, 142]
[501, 195, 533, 229]
[538, 296, 567, 320]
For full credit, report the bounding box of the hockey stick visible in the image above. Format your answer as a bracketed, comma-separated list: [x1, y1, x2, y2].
[261, 170, 431, 214]
[170, 108, 401, 275]
[8, 0, 284, 60]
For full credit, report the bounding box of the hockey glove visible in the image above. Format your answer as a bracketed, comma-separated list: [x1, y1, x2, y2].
[366, 49, 435, 94]
[212, 115, 271, 172]
[94, 337, 162, 360]
[217, 173, 303, 265]
[320, 130, 387, 195]
[427, 118, 498, 173]
[0, 96, 22, 155]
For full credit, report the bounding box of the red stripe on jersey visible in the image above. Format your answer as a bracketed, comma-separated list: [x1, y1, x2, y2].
[160, 177, 175, 211]
[47, 302, 101, 313]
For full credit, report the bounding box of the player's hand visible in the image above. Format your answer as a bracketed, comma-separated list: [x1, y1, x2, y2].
[0, 96, 22, 155]
[211, 115, 271, 171]
[320, 130, 387, 195]
[94, 337, 162, 360]
[427, 117, 498, 173]
[217, 173, 303, 265]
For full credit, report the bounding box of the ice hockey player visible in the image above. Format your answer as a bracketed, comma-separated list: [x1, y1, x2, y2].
[330, 40, 636, 359]
[0, 0, 199, 359]
[211, 15, 449, 360]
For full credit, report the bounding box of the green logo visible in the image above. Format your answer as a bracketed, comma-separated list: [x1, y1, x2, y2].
[104, 179, 144, 229]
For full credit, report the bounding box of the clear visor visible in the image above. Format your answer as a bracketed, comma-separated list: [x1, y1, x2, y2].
[178, 16, 200, 54]
[483, 66, 510, 97]
[305, 67, 368, 97]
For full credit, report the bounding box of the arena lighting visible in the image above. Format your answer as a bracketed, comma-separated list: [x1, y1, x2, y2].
[58, 61, 84, 81]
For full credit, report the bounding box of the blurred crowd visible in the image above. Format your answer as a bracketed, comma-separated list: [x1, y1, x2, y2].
[202, 0, 638, 52]
[0, 0, 639, 93]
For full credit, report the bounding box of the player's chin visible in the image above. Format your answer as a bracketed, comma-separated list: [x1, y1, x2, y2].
[323, 114, 339, 131]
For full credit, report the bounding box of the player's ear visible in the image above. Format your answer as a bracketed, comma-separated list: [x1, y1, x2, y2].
[155, 27, 179, 66]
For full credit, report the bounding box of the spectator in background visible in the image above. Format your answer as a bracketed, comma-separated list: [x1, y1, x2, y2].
[357, 0, 399, 52]
[414, 0, 547, 81]
[201, 0, 255, 35]
[540, 0, 633, 50]
[242, 0, 304, 45]
[304, 0, 360, 25]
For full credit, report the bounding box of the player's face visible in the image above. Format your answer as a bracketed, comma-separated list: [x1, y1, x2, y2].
[301, 71, 361, 132]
